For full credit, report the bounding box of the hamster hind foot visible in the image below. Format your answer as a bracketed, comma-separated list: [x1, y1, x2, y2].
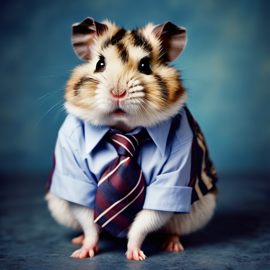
[161, 234, 184, 252]
[69, 203, 100, 259]
[71, 234, 85, 245]
[70, 236, 99, 258]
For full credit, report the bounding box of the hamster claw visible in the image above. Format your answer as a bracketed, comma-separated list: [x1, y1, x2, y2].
[126, 248, 146, 261]
[70, 236, 99, 259]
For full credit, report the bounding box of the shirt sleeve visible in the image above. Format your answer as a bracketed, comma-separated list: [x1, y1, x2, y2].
[143, 111, 193, 214]
[49, 127, 97, 209]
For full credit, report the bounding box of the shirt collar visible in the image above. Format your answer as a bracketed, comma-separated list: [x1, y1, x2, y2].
[84, 123, 110, 154]
[84, 118, 172, 156]
[146, 118, 172, 156]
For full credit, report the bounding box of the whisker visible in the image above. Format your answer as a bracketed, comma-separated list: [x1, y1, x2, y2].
[187, 102, 205, 124]
[31, 89, 65, 106]
[54, 103, 66, 122]
[37, 75, 69, 78]
[33, 99, 64, 130]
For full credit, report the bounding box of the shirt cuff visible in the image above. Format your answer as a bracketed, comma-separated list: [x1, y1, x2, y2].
[50, 170, 97, 208]
[143, 185, 192, 214]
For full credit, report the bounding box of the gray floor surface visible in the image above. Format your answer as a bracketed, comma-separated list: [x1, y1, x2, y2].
[0, 173, 269, 270]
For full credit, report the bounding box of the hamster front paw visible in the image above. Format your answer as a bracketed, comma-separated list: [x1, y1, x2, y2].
[126, 246, 146, 261]
[70, 236, 98, 259]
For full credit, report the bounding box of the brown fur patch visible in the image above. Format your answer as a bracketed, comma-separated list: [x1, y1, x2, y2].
[65, 65, 98, 109]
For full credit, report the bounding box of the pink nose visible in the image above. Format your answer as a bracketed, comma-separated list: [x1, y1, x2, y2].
[110, 90, 126, 99]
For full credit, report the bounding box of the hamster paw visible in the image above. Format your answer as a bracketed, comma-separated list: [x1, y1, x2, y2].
[71, 234, 85, 245]
[161, 234, 184, 252]
[126, 248, 146, 261]
[70, 237, 98, 259]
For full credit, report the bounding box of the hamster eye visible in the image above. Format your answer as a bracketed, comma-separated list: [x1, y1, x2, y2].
[95, 56, 105, 72]
[138, 57, 152, 75]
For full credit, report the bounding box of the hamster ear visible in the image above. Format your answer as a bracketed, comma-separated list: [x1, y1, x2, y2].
[72, 17, 108, 61]
[152, 21, 187, 62]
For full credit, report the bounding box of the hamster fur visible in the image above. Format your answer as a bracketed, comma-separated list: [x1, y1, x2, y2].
[45, 17, 217, 260]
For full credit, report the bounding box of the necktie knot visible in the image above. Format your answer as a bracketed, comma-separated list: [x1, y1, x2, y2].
[106, 130, 148, 157]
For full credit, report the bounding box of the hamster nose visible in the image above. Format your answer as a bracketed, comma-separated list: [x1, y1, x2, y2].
[110, 89, 126, 99]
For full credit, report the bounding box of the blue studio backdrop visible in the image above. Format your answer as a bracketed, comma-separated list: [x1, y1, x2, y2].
[0, 0, 269, 176]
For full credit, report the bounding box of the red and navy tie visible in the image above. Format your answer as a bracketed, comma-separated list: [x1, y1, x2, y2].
[94, 130, 148, 237]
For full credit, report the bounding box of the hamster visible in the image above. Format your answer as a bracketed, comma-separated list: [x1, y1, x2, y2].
[45, 17, 218, 261]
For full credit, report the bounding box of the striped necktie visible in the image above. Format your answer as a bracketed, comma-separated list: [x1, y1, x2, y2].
[94, 130, 148, 237]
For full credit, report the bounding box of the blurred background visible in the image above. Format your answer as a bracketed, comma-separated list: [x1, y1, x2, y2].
[0, 0, 269, 177]
[0, 1, 269, 268]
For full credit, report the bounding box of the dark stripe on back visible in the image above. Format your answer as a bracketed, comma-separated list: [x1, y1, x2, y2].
[154, 74, 168, 100]
[131, 29, 152, 52]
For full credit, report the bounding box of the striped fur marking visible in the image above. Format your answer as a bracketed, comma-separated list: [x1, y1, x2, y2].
[74, 77, 99, 95]
[120, 47, 128, 63]
[154, 74, 168, 100]
[117, 42, 129, 63]
[131, 29, 152, 52]
[102, 28, 127, 49]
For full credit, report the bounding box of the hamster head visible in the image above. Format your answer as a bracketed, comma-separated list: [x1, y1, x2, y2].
[65, 17, 188, 131]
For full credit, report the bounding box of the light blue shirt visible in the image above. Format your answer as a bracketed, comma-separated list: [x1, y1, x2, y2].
[50, 108, 194, 214]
